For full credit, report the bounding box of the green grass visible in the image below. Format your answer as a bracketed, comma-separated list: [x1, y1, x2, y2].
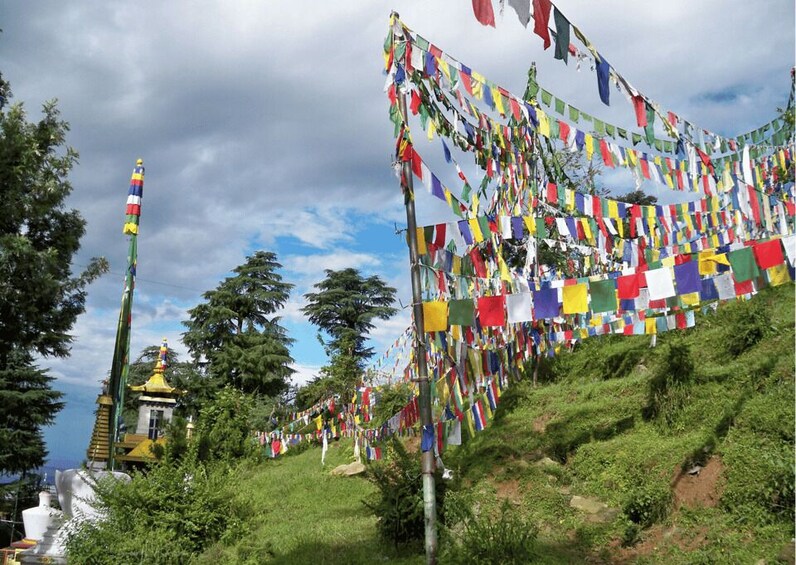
[199, 285, 794, 564]
[198, 441, 424, 564]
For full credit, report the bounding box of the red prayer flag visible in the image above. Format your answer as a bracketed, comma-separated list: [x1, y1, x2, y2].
[472, 0, 496, 27]
[734, 278, 754, 296]
[410, 91, 421, 115]
[546, 181, 558, 203]
[477, 295, 506, 327]
[753, 239, 785, 269]
[600, 139, 614, 167]
[558, 120, 570, 142]
[411, 149, 423, 178]
[632, 95, 647, 127]
[460, 71, 474, 95]
[532, 0, 552, 49]
[617, 274, 640, 299]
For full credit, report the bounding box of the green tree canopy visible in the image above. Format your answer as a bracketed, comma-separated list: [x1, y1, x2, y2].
[0, 74, 107, 475]
[182, 251, 294, 397]
[618, 190, 658, 206]
[299, 269, 396, 404]
[302, 268, 397, 364]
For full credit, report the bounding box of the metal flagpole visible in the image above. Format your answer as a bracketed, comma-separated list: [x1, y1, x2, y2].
[107, 159, 145, 470]
[390, 13, 438, 564]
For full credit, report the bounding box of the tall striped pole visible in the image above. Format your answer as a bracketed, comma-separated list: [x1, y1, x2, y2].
[107, 159, 144, 469]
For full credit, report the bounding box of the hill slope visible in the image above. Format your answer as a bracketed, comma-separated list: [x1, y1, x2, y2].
[201, 285, 794, 564]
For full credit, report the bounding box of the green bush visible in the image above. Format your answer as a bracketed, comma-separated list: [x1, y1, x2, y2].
[65, 456, 250, 563]
[195, 386, 259, 463]
[623, 481, 671, 529]
[722, 298, 772, 357]
[363, 438, 446, 548]
[441, 500, 539, 564]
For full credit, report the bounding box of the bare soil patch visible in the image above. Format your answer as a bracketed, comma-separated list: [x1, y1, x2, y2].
[532, 413, 555, 434]
[671, 456, 724, 510]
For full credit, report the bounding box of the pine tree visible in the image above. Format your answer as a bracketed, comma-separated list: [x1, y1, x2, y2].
[0, 74, 107, 475]
[182, 251, 294, 397]
[301, 268, 396, 400]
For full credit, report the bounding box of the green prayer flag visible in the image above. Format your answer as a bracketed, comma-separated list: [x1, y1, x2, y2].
[549, 119, 559, 139]
[449, 299, 475, 326]
[568, 106, 580, 122]
[618, 128, 628, 140]
[580, 112, 593, 123]
[589, 279, 617, 313]
[527, 80, 539, 100]
[605, 124, 616, 137]
[631, 133, 643, 145]
[478, 216, 491, 240]
[654, 139, 664, 152]
[535, 218, 548, 239]
[644, 106, 656, 145]
[541, 89, 553, 106]
[555, 97, 565, 114]
[594, 119, 605, 135]
[728, 246, 759, 282]
[424, 226, 434, 246]
[663, 141, 673, 153]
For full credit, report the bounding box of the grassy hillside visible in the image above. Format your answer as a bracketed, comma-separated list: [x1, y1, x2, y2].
[201, 285, 794, 564]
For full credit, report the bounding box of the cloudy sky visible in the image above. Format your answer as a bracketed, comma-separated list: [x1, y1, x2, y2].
[1, 1, 793, 467]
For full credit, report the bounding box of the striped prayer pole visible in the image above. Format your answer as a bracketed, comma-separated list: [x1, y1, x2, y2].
[108, 159, 144, 470]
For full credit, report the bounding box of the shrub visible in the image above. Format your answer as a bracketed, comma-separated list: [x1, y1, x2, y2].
[722, 298, 772, 357]
[363, 438, 446, 548]
[441, 500, 539, 564]
[195, 386, 258, 463]
[65, 455, 250, 563]
[623, 481, 671, 529]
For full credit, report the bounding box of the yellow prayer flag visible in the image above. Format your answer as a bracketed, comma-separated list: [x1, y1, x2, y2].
[661, 256, 676, 268]
[451, 324, 461, 341]
[768, 263, 791, 286]
[562, 283, 588, 314]
[698, 250, 717, 275]
[537, 111, 550, 138]
[585, 134, 594, 161]
[625, 149, 636, 167]
[469, 218, 484, 242]
[681, 292, 700, 306]
[416, 227, 427, 255]
[466, 410, 476, 438]
[523, 215, 536, 235]
[645, 317, 657, 335]
[438, 58, 451, 82]
[452, 255, 462, 274]
[498, 251, 512, 282]
[423, 301, 448, 332]
[581, 218, 592, 241]
[565, 189, 575, 211]
[471, 72, 484, 99]
[493, 87, 506, 115]
[607, 200, 619, 219]
[427, 119, 436, 141]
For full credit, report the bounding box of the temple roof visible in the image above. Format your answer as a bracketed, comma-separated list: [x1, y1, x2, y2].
[129, 338, 180, 396]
